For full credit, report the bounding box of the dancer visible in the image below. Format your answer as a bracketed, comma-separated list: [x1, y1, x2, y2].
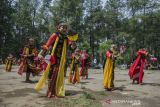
[128, 48, 148, 85]
[103, 44, 118, 91]
[80, 50, 91, 79]
[68, 42, 80, 84]
[5, 54, 14, 72]
[35, 22, 78, 98]
[18, 38, 38, 83]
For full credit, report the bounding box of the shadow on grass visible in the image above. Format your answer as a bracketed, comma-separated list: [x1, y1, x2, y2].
[21, 80, 38, 84]
[80, 81, 89, 85]
[143, 83, 160, 87]
[113, 86, 126, 91]
[3, 88, 37, 98]
[65, 90, 83, 96]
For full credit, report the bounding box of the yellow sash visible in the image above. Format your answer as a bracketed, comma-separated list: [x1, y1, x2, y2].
[35, 37, 59, 91]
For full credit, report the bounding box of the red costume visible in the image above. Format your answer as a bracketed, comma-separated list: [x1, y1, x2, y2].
[128, 49, 148, 84]
[18, 45, 38, 75]
[80, 50, 90, 79]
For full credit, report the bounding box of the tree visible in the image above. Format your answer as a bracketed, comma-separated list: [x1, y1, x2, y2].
[0, 0, 15, 59]
[49, 0, 84, 33]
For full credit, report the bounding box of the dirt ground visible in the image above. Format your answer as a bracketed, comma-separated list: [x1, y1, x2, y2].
[0, 64, 160, 107]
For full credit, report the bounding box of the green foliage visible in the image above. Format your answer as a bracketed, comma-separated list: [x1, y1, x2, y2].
[99, 39, 113, 54]
[79, 41, 90, 50]
[82, 91, 96, 100]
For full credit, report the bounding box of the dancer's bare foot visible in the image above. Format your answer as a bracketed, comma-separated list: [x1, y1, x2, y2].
[47, 93, 57, 98]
